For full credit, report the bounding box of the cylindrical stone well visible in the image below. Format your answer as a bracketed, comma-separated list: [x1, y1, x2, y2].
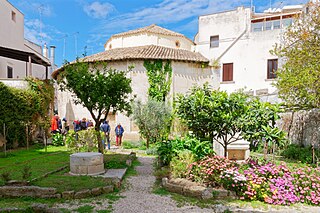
[70, 152, 105, 175]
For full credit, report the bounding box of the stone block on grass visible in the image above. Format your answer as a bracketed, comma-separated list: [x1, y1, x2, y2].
[164, 182, 183, 194]
[91, 187, 103, 196]
[74, 189, 91, 199]
[62, 191, 74, 199]
[102, 185, 114, 193]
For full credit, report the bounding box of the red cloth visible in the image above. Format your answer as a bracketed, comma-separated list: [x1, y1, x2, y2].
[51, 116, 58, 131]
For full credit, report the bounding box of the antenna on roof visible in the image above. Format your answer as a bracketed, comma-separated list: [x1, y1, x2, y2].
[71, 32, 79, 58]
[37, 4, 44, 45]
[250, 0, 255, 13]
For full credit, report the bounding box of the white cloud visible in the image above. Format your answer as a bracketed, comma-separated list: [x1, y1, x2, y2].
[83, 1, 115, 19]
[24, 19, 54, 45]
[256, 0, 308, 12]
[84, 0, 249, 48]
[17, 2, 54, 17]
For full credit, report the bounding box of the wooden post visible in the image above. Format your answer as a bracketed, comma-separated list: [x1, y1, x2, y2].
[312, 143, 315, 164]
[3, 123, 6, 157]
[44, 129, 47, 153]
[26, 124, 29, 150]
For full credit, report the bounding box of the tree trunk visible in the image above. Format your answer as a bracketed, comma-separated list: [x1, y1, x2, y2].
[224, 142, 228, 158]
[146, 136, 149, 149]
[95, 125, 104, 154]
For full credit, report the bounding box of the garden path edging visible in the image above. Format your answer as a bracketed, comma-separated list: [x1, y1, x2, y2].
[162, 177, 237, 200]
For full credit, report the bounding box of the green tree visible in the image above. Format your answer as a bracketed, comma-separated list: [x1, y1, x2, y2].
[242, 100, 287, 152]
[58, 62, 132, 153]
[273, 2, 320, 110]
[131, 99, 172, 148]
[176, 84, 285, 157]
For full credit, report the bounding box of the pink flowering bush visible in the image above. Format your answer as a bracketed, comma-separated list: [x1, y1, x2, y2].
[221, 168, 247, 196]
[187, 156, 237, 186]
[292, 167, 320, 205]
[187, 156, 320, 206]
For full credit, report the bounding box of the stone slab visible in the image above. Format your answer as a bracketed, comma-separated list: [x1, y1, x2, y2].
[100, 168, 127, 180]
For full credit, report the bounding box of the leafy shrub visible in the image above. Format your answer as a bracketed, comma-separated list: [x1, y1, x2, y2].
[1, 171, 11, 183]
[170, 150, 195, 178]
[22, 165, 32, 180]
[52, 133, 64, 146]
[157, 136, 215, 166]
[154, 167, 170, 180]
[146, 146, 157, 155]
[0, 79, 54, 148]
[281, 144, 319, 164]
[187, 156, 236, 186]
[65, 129, 98, 153]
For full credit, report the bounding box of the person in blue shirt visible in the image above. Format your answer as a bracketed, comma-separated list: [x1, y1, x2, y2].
[100, 120, 111, 150]
[115, 123, 124, 146]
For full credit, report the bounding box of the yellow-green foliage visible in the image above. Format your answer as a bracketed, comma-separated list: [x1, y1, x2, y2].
[0, 79, 54, 148]
[170, 150, 195, 178]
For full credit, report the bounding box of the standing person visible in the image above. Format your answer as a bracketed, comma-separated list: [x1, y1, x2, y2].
[73, 120, 81, 141]
[100, 120, 111, 150]
[62, 118, 69, 135]
[115, 123, 124, 146]
[51, 114, 59, 134]
[80, 118, 87, 130]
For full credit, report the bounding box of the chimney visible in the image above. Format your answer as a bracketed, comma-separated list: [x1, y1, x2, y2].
[43, 43, 48, 58]
[49, 45, 56, 66]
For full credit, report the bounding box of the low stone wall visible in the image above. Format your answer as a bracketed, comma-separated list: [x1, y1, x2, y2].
[162, 178, 237, 200]
[0, 185, 114, 200]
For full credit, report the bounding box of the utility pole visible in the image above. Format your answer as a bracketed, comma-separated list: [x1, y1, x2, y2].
[38, 4, 44, 45]
[71, 32, 79, 58]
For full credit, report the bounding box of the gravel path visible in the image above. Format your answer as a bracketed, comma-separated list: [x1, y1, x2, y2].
[112, 157, 216, 213]
[53, 155, 320, 213]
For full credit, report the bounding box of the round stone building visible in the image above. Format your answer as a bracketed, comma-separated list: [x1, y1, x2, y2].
[52, 24, 217, 141]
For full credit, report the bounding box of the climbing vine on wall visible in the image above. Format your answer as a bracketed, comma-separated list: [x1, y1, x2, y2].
[143, 59, 173, 102]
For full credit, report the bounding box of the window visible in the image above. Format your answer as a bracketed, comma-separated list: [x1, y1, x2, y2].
[11, 11, 16, 22]
[222, 63, 233, 81]
[265, 21, 272, 30]
[282, 18, 293, 28]
[252, 22, 263, 32]
[267, 59, 278, 79]
[273, 20, 281, 29]
[7, 66, 13, 78]
[175, 40, 181, 48]
[210, 35, 219, 48]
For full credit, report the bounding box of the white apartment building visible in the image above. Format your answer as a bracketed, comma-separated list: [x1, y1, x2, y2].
[0, 0, 53, 88]
[195, 5, 304, 100]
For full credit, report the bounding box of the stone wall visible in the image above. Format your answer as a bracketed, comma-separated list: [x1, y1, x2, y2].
[0, 185, 114, 199]
[162, 177, 237, 200]
[279, 109, 320, 147]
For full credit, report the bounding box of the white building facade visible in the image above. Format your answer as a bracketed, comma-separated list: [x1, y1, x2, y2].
[196, 5, 303, 99]
[0, 0, 52, 88]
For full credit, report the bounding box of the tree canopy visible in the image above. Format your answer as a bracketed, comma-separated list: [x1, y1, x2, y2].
[273, 2, 320, 110]
[131, 99, 172, 148]
[176, 84, 285, 157]
[58, 61, 133, 153]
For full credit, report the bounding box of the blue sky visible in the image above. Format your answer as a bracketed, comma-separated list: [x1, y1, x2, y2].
[10, 0, 308, 67]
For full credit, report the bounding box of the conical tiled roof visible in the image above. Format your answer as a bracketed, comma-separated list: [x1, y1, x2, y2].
[52, 45, 209, 79]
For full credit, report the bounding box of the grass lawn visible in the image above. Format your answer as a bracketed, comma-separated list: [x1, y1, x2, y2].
[0, 145, 70, 185]
[0, 145, 140, 210]
[0, 145, 134, 191]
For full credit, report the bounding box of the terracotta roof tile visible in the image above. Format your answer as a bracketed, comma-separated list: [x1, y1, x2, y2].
[105, 24, 194, 46]
[52, 45, 208, 79]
